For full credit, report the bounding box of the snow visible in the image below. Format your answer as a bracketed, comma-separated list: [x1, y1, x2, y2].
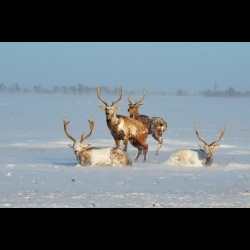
[1, 93, 250, 208]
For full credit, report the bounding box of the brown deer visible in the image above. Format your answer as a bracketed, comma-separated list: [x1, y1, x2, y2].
[169, 124, 227, 166]
[127, 91, 168, 155]
[63, 118, 132, 166]
[97, 87, 149, 162]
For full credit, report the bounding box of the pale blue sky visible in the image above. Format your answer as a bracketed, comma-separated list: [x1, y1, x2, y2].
[0, 42, 250, 93]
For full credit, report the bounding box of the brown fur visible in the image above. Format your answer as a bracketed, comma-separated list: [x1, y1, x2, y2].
[97, 87, 149, 162]
[128, 102, 168, 155]
[76, 148, 92, 166]
[110, 148, 133, 166]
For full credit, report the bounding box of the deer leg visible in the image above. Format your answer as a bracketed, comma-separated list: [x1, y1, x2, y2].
[114, 140, 120, 149]
[134, 139, 148, 162]
[134, 147, 143, 162]
[123, 138, 129, 152]
[156, 137, 163, 155]
[129, 140, 141, 162]
[152, 132, 163, 155]
[142, 143, 148, 162]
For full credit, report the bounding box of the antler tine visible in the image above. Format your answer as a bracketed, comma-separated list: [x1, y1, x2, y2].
[193, 123, 208, 145]
[127, 92, 133, 104]
[63, 118, 76, 143]
[209, 124, 227, 146]
[135, 90, 146, 105]
[97, 87, 108, 106]
[80, 118, 95, 143]
[112, 87, 123, 106]
[127, 90, 146, 105]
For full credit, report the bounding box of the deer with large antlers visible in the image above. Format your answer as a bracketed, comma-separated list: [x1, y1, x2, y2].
[63, 118, 132, 167]
[97, 87, 149, 162]
[169, 124, 227, 166]
[127, 91, 168, 155]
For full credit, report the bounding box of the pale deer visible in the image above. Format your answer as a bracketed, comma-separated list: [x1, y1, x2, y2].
[63, 118, 132, 167]
[127, 91, 168, 155]
[169, 124, 227, 166]
[97, 87, 149, 162]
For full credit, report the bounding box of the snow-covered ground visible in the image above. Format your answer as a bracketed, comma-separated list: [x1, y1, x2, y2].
[1, 93, 250, 208]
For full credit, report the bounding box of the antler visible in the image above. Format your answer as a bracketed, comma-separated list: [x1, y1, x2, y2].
[127, 92, 133, 104]
[97, 87, 108, 106]
[63, 119, 76, 143]
[209, 125, 227, 146]
[194, 124, 208, 145]
[127, 91, 146, 105]
[112, 87, 123, 105]
[97, 87, 123, 106]
[80, 118, 95, 143]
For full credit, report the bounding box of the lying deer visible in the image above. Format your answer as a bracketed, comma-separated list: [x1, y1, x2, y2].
[97, 87, 148, 162]
[169, 124, 227, 166]
[127, 91, 168, 155]
[63, 118, 132, 167]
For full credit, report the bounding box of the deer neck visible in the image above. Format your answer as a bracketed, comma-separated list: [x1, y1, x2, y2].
[76, 150, 92, 166]
[199, 145, 214, 166]
[106, 114, 120, 129]
[130, 110, 140, 120]
[204, 155, 213, 166]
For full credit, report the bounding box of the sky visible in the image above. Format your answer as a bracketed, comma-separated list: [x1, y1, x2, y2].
[0, 42, 250, 93]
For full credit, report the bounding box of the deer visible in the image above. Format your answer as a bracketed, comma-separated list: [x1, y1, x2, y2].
[127, 91, 168, 155]
[169, 124, 227, 166]
[97, 87, 149, 162]
[63, 117, 132, 167]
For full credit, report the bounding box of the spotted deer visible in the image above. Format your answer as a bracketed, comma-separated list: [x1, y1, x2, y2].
[63, 118, 132, 167]
[97, 87, 149, 162]
[169, 124, 227, 166]
[127, 91, 168, 155]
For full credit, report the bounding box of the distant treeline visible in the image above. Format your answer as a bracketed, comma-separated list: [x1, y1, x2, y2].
[175, 87, 250, 97]
[0, 83, 137, 95]
[1, 83, 250, 97]
[200, 87, 250, 97]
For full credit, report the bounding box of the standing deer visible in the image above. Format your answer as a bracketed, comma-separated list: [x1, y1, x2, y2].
[127, 91, 168, 155]
[63, 118, 132, 167]
[169, 124, 227, 166]
[97, 87, 149, 162]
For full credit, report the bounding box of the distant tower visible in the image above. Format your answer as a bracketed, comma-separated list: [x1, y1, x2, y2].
[214, 81, 218, 92]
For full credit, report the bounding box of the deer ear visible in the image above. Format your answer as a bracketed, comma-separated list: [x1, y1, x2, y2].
[99, 106, 106, 111]
[114, 106, 120, 111]
[212, 144, 220, 150]
[198, 144, 205, 149]
[83, 143, 91, 149]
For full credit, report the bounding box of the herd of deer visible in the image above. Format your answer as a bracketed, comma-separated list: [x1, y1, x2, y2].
[63, 87, 227, 167]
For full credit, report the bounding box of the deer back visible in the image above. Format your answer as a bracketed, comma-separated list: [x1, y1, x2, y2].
[169, 149, 206, 166]
[116, 114, 148, 139]
[77, 147, 132, 167]
[169, 124, 226, 167]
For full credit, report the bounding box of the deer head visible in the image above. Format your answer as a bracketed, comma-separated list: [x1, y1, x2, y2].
[63, 118, 94, 155]
[194, 124, 227, 166]
[97, 87, 123, 118]
[127, 91, 146, 117]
